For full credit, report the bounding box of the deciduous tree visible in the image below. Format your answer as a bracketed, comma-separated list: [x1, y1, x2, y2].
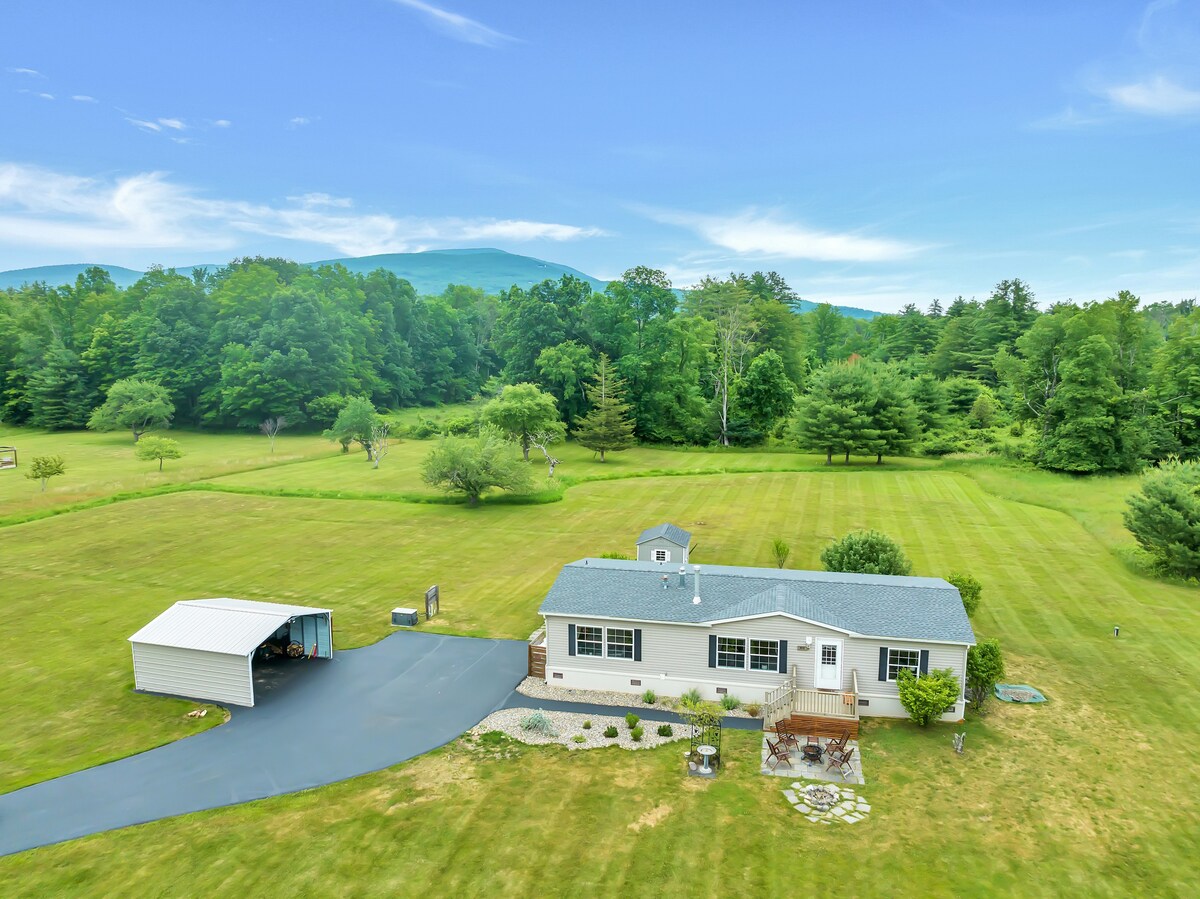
[135, 436, 184, 471]
[87, 378, 174, 442]
[25, 454, 66, 492]
[482, 382, 564, 462]
[420, 426, 533, 505]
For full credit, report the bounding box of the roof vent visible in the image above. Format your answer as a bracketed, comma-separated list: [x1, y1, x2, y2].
[661, 574, 669, 589]
[693, 565, 701, 603]
[678, 566, 686, 588]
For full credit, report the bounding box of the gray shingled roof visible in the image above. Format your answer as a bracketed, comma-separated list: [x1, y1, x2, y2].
[538, 559, 975, 645]
[635, 523, 692, 547]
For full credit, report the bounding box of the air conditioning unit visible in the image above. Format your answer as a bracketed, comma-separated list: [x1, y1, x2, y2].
[391, 608, 418, 627]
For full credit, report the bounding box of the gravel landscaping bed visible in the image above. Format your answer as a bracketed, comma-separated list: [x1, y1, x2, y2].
[514, 677, 757, 719]
[471, 708, 688, 751]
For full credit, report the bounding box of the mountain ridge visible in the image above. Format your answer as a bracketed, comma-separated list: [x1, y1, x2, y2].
[0, 249, 880, 318]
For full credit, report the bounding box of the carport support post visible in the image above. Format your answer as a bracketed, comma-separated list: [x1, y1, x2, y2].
[248, 653, 255, 707]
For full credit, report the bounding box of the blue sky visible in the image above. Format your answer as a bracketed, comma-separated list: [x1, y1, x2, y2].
[2, 0, 1198, 312]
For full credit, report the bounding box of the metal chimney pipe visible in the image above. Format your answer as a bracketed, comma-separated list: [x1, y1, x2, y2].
[678, 566, 686, 588]
[693, 565, 701, 601]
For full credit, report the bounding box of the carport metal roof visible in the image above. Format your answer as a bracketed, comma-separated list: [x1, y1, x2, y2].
[128, 598, 333, 656]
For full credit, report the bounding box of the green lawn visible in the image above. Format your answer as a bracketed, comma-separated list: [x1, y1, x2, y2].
[0, 426, 336, 519]
[1, 438, 1197, 894]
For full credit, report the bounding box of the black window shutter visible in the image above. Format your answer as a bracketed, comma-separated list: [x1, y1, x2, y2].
[919, 649, 929, 675]
[777, 640, 788, 674]
[634, 629, 642, 662]
[878, 647, 889, 681]
[568, 623, 576, 657]
[708, 634, 717, 668]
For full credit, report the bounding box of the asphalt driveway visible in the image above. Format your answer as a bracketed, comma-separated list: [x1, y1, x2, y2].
[0, 630, 528, 857]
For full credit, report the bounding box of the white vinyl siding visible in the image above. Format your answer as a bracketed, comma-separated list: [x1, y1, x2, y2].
[131, 643, 255, 707]
[544, 614, 969, 718]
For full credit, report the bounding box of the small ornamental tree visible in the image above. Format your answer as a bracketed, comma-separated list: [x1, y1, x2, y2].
[420, 426, 533, 505]
[259, 415, 290, 452]
[966, 639, 1005, 710]
[482, 383, 563, 463]
[573, 353, 636, 462]
[771, 538, 791, 569]
[946, 572, 982, 617]
[87, 378, 174, 442]
[135, 436, 184, 471]
[896, 667, 959, 726]
[324, 397, 379, 458]
[25, 454, 66, 492]
[1123, 458, 1200, 579]
[820, 529, 913, 576]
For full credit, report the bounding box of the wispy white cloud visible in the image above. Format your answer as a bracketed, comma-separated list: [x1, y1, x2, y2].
[126, 118, 162, 132]
[36, 92, 54, 101]
[1029, 105, 1108, 130]
[1104, 74, 1200, 115]
[157, 117, 186, 130]
[0, 162, 603, 259]
[212, 119, 231, 127]
[289, 116, 311, 127]
[389, 0, 514, 47]
[6, 67, 41, 76]
[71, 94, 97, 103]
[642, 207, 923, 263]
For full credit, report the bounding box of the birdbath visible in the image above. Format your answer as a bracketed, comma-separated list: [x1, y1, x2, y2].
[697, 744, 717, 775]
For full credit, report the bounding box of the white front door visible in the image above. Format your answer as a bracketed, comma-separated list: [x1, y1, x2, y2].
[814, 639, 843, 690]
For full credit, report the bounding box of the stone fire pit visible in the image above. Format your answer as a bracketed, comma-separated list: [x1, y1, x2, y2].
[782, 781, 872, 825]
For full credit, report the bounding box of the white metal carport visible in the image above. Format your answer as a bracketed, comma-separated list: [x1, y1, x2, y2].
[128, 598, 333, 707]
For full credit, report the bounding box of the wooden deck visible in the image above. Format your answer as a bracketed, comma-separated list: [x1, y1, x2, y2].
[771, 713, 859, 741]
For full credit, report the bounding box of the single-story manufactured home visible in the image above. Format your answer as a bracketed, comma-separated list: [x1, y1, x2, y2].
[128, 598, 333, 707]
[537, 527, 975, 723]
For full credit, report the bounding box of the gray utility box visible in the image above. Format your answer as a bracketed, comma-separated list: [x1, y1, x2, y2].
[391, 608, 419, 627]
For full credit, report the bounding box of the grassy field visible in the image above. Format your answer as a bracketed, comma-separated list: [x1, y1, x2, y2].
[0, 426, 335, 519]
[1, 431, 1197, 895]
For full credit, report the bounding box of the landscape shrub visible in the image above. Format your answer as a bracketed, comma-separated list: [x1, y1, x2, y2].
[630, 726, 643, 742]
[946, 572, 983, 617]
[572, 735, 585, 744]
[603, 725, 618, 739]
[680, 687, 702, 708]
[599, 551, 631, 560]
[641, 689, 657, 704]
[966, 639, 1005, 710]
[581, 720, 592, 730]
[896, 668, 959, 726]
[625, 712, 640, 730]
[407, 419, 438, 440]
[821, 529, 913, 576]
[440, 414, 478, 436]
[520, 710, 557, 736]
[744, 703, 761, 718]
[656, 724, 672, 737]
[720, 694, 741, 711]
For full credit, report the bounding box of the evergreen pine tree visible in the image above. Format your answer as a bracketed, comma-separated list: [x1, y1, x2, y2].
[572, 353, 635, 461]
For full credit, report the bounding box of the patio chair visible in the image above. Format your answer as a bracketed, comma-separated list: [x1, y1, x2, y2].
[773, 719, 800, 750]
[826, 746, 855, 780]
[765, 736, 794, 771]
[825, 730, 851, 756]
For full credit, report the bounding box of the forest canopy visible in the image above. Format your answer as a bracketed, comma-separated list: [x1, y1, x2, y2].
[2, 259, 1196, 474]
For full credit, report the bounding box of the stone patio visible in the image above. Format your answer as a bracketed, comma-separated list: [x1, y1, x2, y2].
[760, 736, 865, 785]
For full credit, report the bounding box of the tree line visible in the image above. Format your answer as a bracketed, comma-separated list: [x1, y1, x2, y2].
[2, 258, 1197, 474]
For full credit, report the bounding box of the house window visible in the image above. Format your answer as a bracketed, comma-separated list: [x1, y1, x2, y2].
[576, 626, 603, 657]
[821, 644, 838, 666]
[749, 639, 780, 672]
[887, 648, 921, 681]
[716, 636, 746, 669]
[653, 548, 670, 562]
[606, 628, 634, 659]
